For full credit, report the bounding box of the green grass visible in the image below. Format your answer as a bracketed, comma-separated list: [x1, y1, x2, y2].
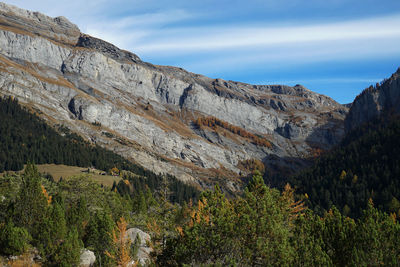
[0, 164, 122, 187]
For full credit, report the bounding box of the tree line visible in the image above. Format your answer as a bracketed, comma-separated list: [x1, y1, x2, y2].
[2, 167, 399, 266]
[287, 115, 400, 218]
[0, 96, 198, 204]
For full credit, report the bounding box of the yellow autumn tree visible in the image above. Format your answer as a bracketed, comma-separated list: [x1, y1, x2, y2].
[282, 183, 305, 222]
[105, 217, 132, 267]
[41, 185, 52, 205]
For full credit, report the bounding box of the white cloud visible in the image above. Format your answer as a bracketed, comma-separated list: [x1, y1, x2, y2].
[3, 0, 400, 77]
[131, 14, 400, 53]
[84, 9, 194, 49]
[264, 78, 382, 85]
[82, 11, 400, 71]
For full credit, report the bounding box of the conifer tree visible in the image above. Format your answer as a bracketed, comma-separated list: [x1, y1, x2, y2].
[13, 163, 48, 239]
[85, 211, 115, 267]
[105, 217, 132, 267]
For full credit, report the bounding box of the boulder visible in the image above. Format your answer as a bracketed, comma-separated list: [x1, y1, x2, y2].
[127, 228, 152, 266]
[80, 249, 96, 267]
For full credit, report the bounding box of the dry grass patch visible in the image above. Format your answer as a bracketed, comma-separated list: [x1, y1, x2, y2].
[36, 164, 121, 187]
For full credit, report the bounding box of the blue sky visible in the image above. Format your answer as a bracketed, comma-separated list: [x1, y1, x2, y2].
[6, 0, 400, 103]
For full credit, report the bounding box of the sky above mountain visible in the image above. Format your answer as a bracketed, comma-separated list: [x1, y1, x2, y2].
[6, 0, 400, 103]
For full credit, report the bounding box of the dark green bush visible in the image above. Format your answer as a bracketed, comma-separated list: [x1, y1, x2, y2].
[0, 221, 32, 255]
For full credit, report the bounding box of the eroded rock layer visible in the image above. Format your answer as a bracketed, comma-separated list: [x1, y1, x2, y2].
[0, 3, 348, 191]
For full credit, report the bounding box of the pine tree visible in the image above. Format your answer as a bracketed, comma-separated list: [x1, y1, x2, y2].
[354, 200, 400, 265]
[38, 199, 69, 265]
[237, 171, 294, 266]
[66, 196, 90, 240]
[85, 211, 115, 267]
[13, 163, 48, 239]
[0, 221, 32, 256]
[53, 228, 82, 267]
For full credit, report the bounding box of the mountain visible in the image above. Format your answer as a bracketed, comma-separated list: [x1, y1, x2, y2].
[345, 68, 400, 131]
[288, 69, 400, 217]
[0, 96, 199, 203]
[289, 115, 400, 217]
[0, 3, 347, 191]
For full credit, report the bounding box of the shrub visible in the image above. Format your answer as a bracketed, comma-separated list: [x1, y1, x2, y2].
[0, 222, 32, 256]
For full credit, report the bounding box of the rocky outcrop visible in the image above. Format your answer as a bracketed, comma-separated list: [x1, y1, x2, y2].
[127, 228, 152, 266]
[0, 3, 80, 45]
[77, 34, 141, 63]
[80, 249, 96, 267]
[345, 68, 400, 131]
[0, 3, 348, 190]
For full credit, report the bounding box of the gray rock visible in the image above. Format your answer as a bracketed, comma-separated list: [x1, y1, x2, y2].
[345, 68, 400, 131]
[0, 2, 80, 45]
[80, 249, 96, 267]
[77, 34, 141, 63]
[127, 228, 152, 266]
[0, 2, 349, 191]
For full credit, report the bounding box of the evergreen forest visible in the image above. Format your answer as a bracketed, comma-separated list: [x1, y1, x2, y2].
[288, 115, 400, 218]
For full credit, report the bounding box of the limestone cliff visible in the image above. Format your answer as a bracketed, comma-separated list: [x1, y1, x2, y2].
[345, 68, 400, 131]
[0, 3, 348, 191]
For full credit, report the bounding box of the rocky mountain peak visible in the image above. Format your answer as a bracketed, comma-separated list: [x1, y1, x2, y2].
[0, 2, 348, 191]
[77, 34, 141, 63]
[345, 68, 400, 131]
[0, 2, 80, 45]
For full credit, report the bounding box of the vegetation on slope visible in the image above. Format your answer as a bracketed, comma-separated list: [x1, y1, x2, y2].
[288, 115, 400, 217]
[0, 164, 181, 266]
[0, 96, 199, 204]
[1, 94, 399, 266]
[159, 173, 400, 266]
[193, 116, 272, 148]
[1, 168, 399, 266]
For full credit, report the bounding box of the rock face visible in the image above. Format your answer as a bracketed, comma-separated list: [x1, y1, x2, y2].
[0, 2, 80, 45]
[127, 228, 153, 265]
[80, 249, 96, 267]
[0, 3, 348, 191]
[345, 68, 400, 131]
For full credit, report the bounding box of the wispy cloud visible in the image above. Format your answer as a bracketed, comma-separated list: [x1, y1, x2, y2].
[84, 9, 196, 50]
[4, 0, 400, 104]
[131, 14, 400, 53]
[7, 1, 400, 65]
[264, 78, 382, 85]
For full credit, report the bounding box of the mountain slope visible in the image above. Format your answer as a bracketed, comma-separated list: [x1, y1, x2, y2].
[0, 3, 347, 191]
[345, 68, 400, 131]
[288, 69, 400, 217]
[0, 96, 199, 203]
[289, 115, 400, 217]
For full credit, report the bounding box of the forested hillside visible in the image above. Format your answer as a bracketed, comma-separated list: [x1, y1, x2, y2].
[0, 96, 198, 204]
[1, 167, 399, 266]
[288, 115, 400, 217]
[1, 90, 399, 266]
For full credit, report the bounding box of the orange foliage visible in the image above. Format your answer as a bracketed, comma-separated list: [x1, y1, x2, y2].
[282, 183, 305, 221]
[111, 167, 120, 176]
[146, 219, 161, 236]
[105, 217, 132, 267]
[237, 159, 265, 174]
[176, 226, 184, 236]
[188, 198, 211, 227]
[311, 147, 324, 157]
[194, 116, 272, 148]
[41, 185, 52, 205]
